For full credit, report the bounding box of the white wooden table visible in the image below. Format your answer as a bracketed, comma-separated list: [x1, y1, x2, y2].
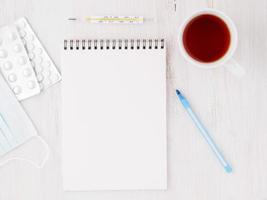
[0, 0, 267, 199]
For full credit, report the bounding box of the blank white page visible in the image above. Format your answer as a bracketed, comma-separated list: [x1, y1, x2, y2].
[61, 39, 167, 191]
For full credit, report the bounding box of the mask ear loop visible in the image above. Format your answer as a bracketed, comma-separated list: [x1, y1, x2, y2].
[0, 135, 50, 169]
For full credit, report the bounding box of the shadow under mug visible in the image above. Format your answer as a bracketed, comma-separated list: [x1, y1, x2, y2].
[178, 8, 245, 77]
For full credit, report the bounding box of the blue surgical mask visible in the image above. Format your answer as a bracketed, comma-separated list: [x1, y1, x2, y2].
[0, 73, 49, 168]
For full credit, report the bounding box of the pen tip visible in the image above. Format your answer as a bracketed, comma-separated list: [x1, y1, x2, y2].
[176, 90, 181, 95]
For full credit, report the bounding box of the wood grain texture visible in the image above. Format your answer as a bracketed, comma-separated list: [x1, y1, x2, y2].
[0, 0, 267, 199]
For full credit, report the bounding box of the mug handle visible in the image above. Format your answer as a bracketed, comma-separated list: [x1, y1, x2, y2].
[224, 58, 245, 77]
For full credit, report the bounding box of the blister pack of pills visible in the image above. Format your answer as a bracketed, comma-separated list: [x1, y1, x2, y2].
[0, 25, 40, 100]
[14, 18, 61, 91]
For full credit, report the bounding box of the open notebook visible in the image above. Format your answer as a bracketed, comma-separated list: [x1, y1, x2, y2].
[61, 39, 167, 191]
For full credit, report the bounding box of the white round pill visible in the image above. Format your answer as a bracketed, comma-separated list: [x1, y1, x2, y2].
[18, 20, 26, 29]
[13, 44, 22, 53]
[35, 47, 43, 55]
[18, 56, 26, 65]
[27, 34, 34, 41]
[37, 73, 44, 81]
[43, 61, 51, 67]
[43, 69, 51, 76]
[31, 60, 36, 67]
[35, 65, 43, 72]
[8, 32, 17, 41]
[27, 80, 36, 89]
[22, 39, 27, 45]
[19, 30, 26, 38]
[53, 74, 60, 81]
[39, 83, 44, 90]
[3, 61, 12, 70]
[50, 74, 60, 82]
[13, 86, 21, 94]
[23, 68, 32, 77]
[0, 50, 7, 58]
[8, 74, 17, 82]
[35, 56, 43, 64]
[28, 52, 35, 59]
[44, 79, 51, 85]
[27, 43, 35, 51]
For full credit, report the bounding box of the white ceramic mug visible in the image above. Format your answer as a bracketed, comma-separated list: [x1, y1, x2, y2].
[178, 9, 245, 77]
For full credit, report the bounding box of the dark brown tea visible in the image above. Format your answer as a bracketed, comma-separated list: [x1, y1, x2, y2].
[182, 14, 231, 63]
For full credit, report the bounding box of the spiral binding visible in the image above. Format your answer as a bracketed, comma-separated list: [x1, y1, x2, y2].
[64, 39, 165, 50]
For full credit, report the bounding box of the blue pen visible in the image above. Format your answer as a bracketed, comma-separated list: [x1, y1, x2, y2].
[176, 89, 232, 173]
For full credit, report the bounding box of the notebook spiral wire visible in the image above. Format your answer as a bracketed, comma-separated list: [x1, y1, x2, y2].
[64, 39, 165, 50]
